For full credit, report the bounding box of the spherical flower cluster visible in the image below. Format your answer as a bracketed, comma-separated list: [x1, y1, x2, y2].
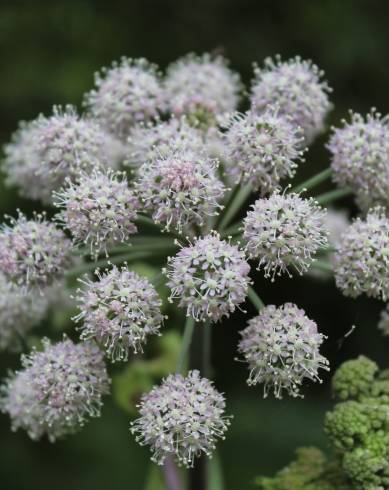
[131, 370, 230, 467]
[251, 56, 332, 144]
[333, 208, 389, 300]
[165, 232, 251, 322]
[378, 304, 389, 336]
[328, 110, 389, 211]
[2, 122, 45, 202]
[164, 53, 242, 128]
[84, 57, 164, 140]
[126, 117, 204, 168]
[0, 338, 109, 441]
[54, 169, 139, 257]
[0, 274, 48, 351]
[243, 192, 328, 280]
[223, 108, 305, 193]
[74, 266, 164, 361]
[135, 149, 225, 233]
[3, 106, 117, 203]
[238, 303, 329, 398]
[0, 213, 72, 289]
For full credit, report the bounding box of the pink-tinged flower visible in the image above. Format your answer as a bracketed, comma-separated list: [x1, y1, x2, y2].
[334, 207, 389, 300]
[0, 212, 72, 289]
[84, 57, 164, 140]
[328, 109, 389, 211]
[0, 338, 109, 441]
[131, 370, 231, 467]
[54, 169, 139, 258]
[74, 266, 164, 361]
[165, 232, 251, 322]
[243, 191, 328, 280]
[238, 303, 329, 398]
[251, 56, 332, 144]
[223, 107, 305, 193]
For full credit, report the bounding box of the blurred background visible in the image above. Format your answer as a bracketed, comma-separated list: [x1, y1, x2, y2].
[0, 1, 389, 489]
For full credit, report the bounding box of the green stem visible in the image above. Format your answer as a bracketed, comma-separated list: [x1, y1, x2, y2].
[176, 316, 196, 374]
[73, 238, 177, 257]
[291, 168, 332, 194]
[218, 184, 252, 232]
[66, 250, 154, 278]
[315, 187, 352, 205]
[247, 286, 265, 311]
[203, 321, 212, 378]
[220, 222, 242, 239]
[312, 259, 333, 273]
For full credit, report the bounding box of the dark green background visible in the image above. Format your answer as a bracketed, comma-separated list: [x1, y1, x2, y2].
[0, 1, 388, 489]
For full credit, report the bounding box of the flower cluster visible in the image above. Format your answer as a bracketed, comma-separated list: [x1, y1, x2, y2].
[131, 370, 230, 467]
[243, 192, 328, 279]
[0, 213, 72, 289]
[0, 338, 109, 441]
[0, 274, 48, 351]
[84, 57, 164, 140]
[74, 266, 164, 361]
[166, 232, 251, 322]
[238, 303, 329, 398]
[251, 56, 332, 144]
[126, 117, 204, 168]
[164, 53, 242, 127]
[135, 149, 225, 233]
[223, 107, 305, 192]
[334, 207, 389, 300]
[328, 109, 389, 211]
[54, 169, 139, 257]
[3, 106, 116, 203]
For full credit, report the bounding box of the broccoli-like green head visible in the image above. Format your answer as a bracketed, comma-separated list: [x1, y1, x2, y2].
[331, 356, 378, 401]
[342, 431, 389, 489]
[255, 447, 351, 490]
[324, 400, 388, 451]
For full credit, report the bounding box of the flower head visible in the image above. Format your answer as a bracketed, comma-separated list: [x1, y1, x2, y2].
[328, 109, 389, 211]
[135, 149, 225, 233]
[0, 274, 48, 351]
[243, 191, 328, 280]
[0, 338, 109, 441]
[223, 108, 305, 193]
[3, 106, 115, 203]
[164, 53, 242, 128]
[238, 303, 329, 398]
[131, 370, 230, 467]
[84, 57, 164, 140]
[126, 117, 204, 168]
[334, 208, 389, 300]
[74, 266, 164, 361]
[251, 56, 332, 144]
[54, 169, 139, 257]
[165, 232, 251, 322]
[0, 212, 72, 289]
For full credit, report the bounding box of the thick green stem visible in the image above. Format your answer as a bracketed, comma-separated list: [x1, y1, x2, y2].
[66, 250, 154, 278]
[220, 222, 242, 239]
[315, 187, 352, 205]
[202, 321, 212, 378]
[176, 316, 196, 374]
[218, 184, 252, 232]
[291, 168, 332, 194]
[312, 259, 333, 273]
[247, 286, 265, 311]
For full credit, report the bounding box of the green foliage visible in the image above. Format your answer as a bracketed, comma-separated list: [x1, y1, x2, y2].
[112, 331, 181, 415]
[256, 356, 389, 490]
[255, 447, 351, 490]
